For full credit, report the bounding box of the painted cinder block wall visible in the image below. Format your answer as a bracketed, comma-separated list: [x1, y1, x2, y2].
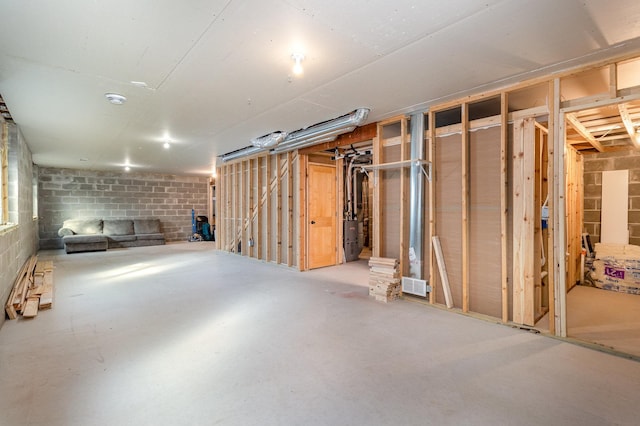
[0, 124, 38, 328]
[582, 150, 640, 246]
[38, 167, 209, 249]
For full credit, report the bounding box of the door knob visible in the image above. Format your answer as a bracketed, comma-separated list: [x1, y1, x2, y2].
[310, 220, 316, 225]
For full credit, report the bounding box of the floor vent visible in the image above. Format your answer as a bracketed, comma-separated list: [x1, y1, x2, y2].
[402, 277, 429, 297]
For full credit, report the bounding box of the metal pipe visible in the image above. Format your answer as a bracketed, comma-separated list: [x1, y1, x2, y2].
[409, 112, 425, 279]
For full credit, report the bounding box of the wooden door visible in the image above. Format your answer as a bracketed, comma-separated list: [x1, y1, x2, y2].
[308, 163, 337, 269]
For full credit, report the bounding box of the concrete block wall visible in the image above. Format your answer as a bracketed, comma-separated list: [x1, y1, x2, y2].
[1, 124, 38, 328]
[583, 149, 640, 245]
[38, 167, 209, 249]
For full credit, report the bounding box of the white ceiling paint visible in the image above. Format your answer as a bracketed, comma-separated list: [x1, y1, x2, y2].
[1, 0, 640, 175]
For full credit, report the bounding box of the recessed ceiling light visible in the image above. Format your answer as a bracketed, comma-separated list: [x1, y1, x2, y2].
[105, 93, 127, 105]
[163, 142, 170, 149]
[124, 166, 131, 172]
[292, 53, 305, 75]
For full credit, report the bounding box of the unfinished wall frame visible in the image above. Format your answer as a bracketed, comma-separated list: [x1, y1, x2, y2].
[217, 151, 300, 268]
[214, 51, 640, 339]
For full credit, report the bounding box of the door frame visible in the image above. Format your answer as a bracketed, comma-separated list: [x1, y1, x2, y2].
[303, 158, 341, 270]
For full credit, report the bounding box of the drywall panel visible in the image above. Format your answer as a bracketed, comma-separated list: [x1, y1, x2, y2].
[434, 133, 462, 308]
[469, 126, 502, 318]
[601, 169, 629, 244]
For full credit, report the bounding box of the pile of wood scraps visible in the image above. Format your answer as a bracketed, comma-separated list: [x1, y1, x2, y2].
[368, 257, 401, 303]
[4, 256, 55, 320]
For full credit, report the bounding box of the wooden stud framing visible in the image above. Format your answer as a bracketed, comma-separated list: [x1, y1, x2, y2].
[337, 156, 345, 265]
[298, 154, 307, 270]
[209, 52, 640, 335]
[249, 158, 255, 258]
[226, 164, 232, 251]
[373, 132, 382, 258]
[428, 110, 436, 305]
[500, 93, 509, 323]
[547, 81, 556, 335]
[276, 155, 283, 264]
[287, 152, 294, 267]
[1, 122, 7, 224]
[534, 125, 543, 320]
[245, 160, 250, 255]
[554, 78, 568, 337]
[400, 118, 408, 276]
[266, 156, 273, 262]
[257, 157, 264, 260]
[512, 117, 536, 326]
[461, 103, 470, 313]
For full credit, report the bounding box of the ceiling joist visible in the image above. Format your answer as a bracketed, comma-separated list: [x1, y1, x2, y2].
[566, 113, 605, 152]
[618, 103, 640, 149]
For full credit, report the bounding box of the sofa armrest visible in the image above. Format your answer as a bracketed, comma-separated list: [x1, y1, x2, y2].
[58, 227, 75, 237]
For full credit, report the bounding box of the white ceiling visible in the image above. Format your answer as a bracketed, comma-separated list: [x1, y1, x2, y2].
[1, 0, 640, 175]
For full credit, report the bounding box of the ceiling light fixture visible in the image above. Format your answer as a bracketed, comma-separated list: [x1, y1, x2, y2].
[105, 93, 127, 105]
[292, 53, 305, 75]
[124, 166, 131, 172]
[163, 142, 170, 149]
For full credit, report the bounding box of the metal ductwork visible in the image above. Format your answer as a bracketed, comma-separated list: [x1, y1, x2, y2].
[250, 131, 287, 148]
[409, 112, 425, 280]
[219, 145, 264, 163]
[271, 108, 369, 154]
[219, 108, 370, 162]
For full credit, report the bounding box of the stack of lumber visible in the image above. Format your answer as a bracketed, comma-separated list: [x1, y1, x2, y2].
[368, 257, 401, 303]
[594, 243, 640, 260]
[4, 256, 55, 320]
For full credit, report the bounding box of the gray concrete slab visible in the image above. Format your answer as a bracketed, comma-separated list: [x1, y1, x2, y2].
[1, 242, 639, 426]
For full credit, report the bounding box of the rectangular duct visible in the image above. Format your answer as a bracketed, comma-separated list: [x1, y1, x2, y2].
[409, 112, 426, 279]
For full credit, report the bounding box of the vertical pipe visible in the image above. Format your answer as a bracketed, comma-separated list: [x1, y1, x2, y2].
[409, 112, 425, 279]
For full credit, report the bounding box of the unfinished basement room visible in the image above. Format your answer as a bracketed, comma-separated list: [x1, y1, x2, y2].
[2, 1, 640, 425]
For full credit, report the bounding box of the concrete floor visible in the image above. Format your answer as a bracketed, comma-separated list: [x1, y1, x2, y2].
[2, 243, 640, 426]
[567, 285, 640, 357]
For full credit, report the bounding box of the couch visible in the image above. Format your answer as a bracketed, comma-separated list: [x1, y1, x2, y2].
[58, 218, 165, 253]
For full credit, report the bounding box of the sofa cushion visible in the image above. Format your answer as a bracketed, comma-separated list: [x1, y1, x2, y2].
[62, 234, 108, 254]
[61, 219, 103, 235]
[62, 234, 108, 244]
[106, 235, 137, 242]
[103, 219, 134, 236]
[134, 219, 161, 234]
[136, 233, 165, 241]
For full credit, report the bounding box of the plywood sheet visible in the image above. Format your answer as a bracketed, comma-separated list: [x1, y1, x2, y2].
[601, 169, 629, 244]
[381, 144, 401, 260]
[434, 134, 462, 307]
[469, 126, 502, 318]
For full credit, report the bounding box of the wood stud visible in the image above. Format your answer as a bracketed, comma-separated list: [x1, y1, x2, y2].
[461, 103, 470, 313]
